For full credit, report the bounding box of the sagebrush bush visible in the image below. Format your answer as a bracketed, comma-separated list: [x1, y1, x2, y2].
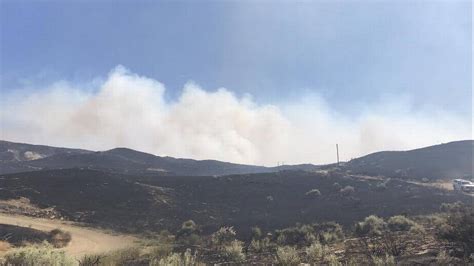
[150, 248, 200, 266]
[249, 237, 272, 253]
[177, 220, 199, 238]
[177, 220, 202, 247]
[221, 240, 245, 262]
[387, 215, 417, 232]
[355, 215, 386, 237]
[314, 222, 345, 244]
[305, 242, 328, 263]
[409, 223, 426, 236]
[276, 246, 300, 265]
[276, 225, 316, 246]
[211, 226, 237, 247]
[3, 243, 75, 266]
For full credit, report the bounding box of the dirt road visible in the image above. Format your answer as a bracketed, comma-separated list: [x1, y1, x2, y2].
[0, 213, 139, 258]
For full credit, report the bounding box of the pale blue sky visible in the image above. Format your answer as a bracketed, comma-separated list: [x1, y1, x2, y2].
[1, 0, 472, 118]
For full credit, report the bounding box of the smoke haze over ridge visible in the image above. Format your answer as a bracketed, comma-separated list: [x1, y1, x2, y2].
[0, 66, 471, 165]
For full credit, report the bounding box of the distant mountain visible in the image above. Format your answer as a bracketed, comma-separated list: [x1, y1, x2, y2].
[345, 140, 473, 180]
[0, 140, 320, 176]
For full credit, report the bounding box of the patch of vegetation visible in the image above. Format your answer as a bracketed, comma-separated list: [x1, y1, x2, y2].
[100, 247, 141, 265]
[436, 203, 474, 257]
[305, 242, 329, 263]
[355, 215, 386, 237]
[211, 226, 236, 247]
[276, 246, 300, 265]
[220, 240, 245, 262]
[176, 220, 202, 247]
[3, 243, 75, 266]
[387, 215, 418, 232]
[150, 248, 200, 266]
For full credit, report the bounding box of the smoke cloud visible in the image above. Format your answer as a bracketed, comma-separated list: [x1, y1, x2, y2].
[1, 66, 470, 165]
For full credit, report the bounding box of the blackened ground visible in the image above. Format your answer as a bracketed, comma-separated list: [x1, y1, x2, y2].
[0, 169, 471, 237]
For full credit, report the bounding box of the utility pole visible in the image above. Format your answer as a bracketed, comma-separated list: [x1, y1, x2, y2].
[336, 144, 340, 166]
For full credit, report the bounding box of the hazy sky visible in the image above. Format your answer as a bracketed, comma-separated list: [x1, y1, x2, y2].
[0, 1, 472, 165]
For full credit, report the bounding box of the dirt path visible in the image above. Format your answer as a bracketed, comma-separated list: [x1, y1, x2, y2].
[0, 213, 139, 258]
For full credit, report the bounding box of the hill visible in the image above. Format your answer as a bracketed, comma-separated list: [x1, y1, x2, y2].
[1, 139, 472, 179]
[345, 140, 473, 180]
[0, 140, 319, 176]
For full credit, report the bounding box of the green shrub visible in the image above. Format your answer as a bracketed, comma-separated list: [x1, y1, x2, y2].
[4, 243, 75, 266]
[305, 188, 322, 198]
[48, 228, 72, 248]
[276, 246, 300, 265]
[355, 215, 386, 237]
[211, 226, 237, 247]
[387, 215, 417, 232]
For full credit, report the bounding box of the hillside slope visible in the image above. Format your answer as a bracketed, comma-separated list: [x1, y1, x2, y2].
[345, 140, 473, 180]
[0, 140, 319, 176]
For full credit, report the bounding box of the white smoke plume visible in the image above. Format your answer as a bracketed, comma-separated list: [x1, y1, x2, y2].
[0, 66, 471, 165]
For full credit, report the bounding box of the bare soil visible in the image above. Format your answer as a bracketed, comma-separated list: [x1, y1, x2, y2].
[0, 213, 139, 258]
